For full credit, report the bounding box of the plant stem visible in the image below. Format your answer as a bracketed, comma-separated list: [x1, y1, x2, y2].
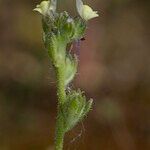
[55, 64, 66, 150]
[56, 65, 66, 104]
[55, 111, 65, 150]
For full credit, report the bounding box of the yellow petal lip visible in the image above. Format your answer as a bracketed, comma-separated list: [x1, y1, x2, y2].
[82, 5, 99, 21]
[33, 1, 50, 15]
[76, 0, 99, 21]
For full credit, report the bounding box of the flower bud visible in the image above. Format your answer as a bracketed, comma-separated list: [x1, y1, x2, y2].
[60, 90, 93, 132]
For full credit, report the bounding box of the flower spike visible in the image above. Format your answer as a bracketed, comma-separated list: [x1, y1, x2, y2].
[34, 1, 95, 149]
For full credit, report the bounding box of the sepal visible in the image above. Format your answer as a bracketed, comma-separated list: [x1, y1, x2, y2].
[64, 56, 78, 86]
[60, 90, 93, 132]
[42, 12, 86, 68]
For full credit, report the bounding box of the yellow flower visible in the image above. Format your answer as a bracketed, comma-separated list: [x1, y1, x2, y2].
[76, 0, 99, 21]
[33, 0, 56, 15]
[34, 1, 50, 15]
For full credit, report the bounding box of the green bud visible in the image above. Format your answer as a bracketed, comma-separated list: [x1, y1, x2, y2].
[71, 17, 86, 40]
[45, 33, 66, 67]
[42, 12, 86, 68]
[61, 90, 93, 132]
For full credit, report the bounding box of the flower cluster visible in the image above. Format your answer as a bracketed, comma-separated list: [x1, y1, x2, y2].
[34, 0, 98, 85]
[34, 0, 98, 20]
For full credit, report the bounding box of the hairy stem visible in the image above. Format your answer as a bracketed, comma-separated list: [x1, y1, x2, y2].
[56, 65, 66, 104]
[55, 110, 65, 150]
[55, 65, 66, 150]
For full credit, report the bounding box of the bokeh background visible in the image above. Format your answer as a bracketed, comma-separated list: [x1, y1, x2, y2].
[0, 0, 150, 149]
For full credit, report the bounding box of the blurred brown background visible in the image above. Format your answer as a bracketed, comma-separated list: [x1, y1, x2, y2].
[0, 0, 150, 150]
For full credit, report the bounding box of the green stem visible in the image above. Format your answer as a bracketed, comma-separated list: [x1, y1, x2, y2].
[55, 64, 66, 150]
[55, 110, 65, 150]
[55, 65, 66, 104]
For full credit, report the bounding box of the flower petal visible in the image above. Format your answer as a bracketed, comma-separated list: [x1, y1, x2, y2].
[82, 5, 99, 21]
[76, 0, 84, 17]
[33, 0, 57, 16]
[76, 0, 99, 21]
[33, 1, 50, 15]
